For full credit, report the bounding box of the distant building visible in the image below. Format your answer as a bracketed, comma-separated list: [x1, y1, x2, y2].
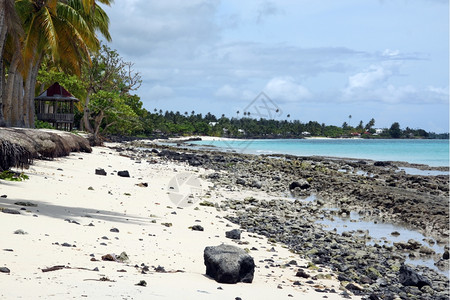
[374, 128, 384, 134]
[209, 122, 218, 127]
[301, 131, 311, 136]
[238, 129, 245, 134]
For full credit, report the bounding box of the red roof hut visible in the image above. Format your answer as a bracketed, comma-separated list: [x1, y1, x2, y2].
[35, 82, 79, 131]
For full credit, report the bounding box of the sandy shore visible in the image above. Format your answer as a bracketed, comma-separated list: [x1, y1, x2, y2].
[0, 144, 360, 299]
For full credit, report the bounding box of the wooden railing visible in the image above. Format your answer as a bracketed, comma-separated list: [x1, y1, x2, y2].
[37, 113, 74, 123]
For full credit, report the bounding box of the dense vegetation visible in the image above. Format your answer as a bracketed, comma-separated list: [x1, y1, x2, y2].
[35, 46, 449, 140]
[1, 1, 447, 141]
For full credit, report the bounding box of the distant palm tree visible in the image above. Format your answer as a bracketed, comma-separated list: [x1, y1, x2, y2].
[236, 110, 240, 118]
[287, 114, 290, 118]
[191, 110, 195, 115]
[243, 112, 247, 116]
[154, 108, 157, 112]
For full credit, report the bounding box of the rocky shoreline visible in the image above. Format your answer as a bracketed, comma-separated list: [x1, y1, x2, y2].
[122, 140, 449, 300]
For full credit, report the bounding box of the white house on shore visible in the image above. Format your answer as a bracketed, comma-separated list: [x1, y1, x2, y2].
[374, 128, 385, 135]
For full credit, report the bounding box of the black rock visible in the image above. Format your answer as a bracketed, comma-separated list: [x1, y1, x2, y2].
[204, 244, 255, 284]
[225, 229, 241, 240]
[295, 268, 310, 279]
[236, 178, 246, 185]
[117, 170, 130, 177]
[289, 179, 310, 190]
[0, 267, 10, 273]
[14, 201, 37, 207]
[191, 225, 204, 231]
[110, 228, 120, 233]
[374, 161, 390, 167]
[443, 250, 449, 260]
[95, 168, 107, 176]
[2, 209, 20, 215]
[399, 264, 432, 288]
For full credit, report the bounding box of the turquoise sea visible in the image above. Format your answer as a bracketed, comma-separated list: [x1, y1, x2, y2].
[191, 139, 449, 167]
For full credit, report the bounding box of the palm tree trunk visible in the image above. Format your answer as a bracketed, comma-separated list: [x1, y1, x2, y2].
[0, 0, 8, 127]
[83, 90, 94, 133]
[28, 57, 41, 128]
[11, 71, 24, 127]
[3, 46, 20, 127]
[23, 54, 41, 128]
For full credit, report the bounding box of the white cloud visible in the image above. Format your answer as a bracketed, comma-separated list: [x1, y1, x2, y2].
[345, 64, 392, 91]
[264, 77, 311, 102]
[147, 85, 174, 100]
[215, 84, 239, 98]
[342, 64, 448, 104]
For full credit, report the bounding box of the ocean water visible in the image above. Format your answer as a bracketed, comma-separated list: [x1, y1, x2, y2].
[191, 139, 449, 167]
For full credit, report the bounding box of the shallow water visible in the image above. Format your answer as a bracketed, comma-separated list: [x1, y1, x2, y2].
[292, 195, 448, 277]
[397, 167, 449, 176]
[316, 210, 448, 277]
[191, 139, 449, 167]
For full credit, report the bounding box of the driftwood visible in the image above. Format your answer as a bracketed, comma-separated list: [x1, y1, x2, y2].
[0, 128, 92, 171]
[41, 265, 97, 273]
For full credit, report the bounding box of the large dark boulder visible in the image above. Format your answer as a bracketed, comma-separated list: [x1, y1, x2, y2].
[399, 265, 432, 288]
[204, 244, 255, 284]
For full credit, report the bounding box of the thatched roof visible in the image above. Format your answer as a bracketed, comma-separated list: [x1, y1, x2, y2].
[0, 128, 92, 171]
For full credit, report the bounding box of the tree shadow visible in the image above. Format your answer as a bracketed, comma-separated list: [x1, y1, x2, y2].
[0, 196, 151, 225]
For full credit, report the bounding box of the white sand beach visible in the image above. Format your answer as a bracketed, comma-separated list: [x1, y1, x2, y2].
[0, 144, 361, 300]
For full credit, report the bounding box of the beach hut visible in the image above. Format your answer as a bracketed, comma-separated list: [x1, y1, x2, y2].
[35, 82, 79, 131]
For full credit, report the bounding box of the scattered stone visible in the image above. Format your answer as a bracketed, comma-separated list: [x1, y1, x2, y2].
[110, 228, 120, 233]
[155, 265, 166, 273]
[399, 264, 432, 288]
[95, 168, 107, 176]
[136, 182, 148, 187]
[295, 268, 310, 279]
[117, 252, 129, 262]
[391, 231, 400, 236]
[136, 280, 147, 287]
[443, 250, 449, 260]
[1, 195, 7, 198]
[191, 225, 204, 231]
[102, 254, 116, 261]
[289, 179, 310, 190]
[204, 244, 255, 284]
[117, 170, 130, 177]
[2, 208, 20, 215]
[13, 229, 27, 235]
[225, 229, 241, 240]
[14, 201, 37, 207]
[0, 267, 10, 273]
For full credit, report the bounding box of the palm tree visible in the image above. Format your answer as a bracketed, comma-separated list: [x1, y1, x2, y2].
[0, 0, 24, 126]
[2, 0, 111, 128]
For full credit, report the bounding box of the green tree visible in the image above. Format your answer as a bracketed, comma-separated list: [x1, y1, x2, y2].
[82, 44, 142, 142]
[2, 0, 111, 128]
[365, 118, 375, 131]
[389, 122, 402, 138]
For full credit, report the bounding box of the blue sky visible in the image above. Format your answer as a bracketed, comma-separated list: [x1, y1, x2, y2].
[103, 0, 449, 132]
